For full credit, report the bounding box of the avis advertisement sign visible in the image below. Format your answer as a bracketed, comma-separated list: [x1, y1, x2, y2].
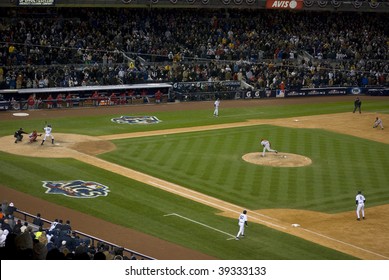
[266, 0, 303, 10]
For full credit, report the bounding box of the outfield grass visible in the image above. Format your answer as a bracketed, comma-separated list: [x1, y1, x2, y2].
[1, 97, 388, 259]
[1, 99, 388, 136]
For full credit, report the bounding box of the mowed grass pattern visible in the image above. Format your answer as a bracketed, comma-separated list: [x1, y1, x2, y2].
[1, 97, 389, 259]
[0, 151, 357, 260]
[102, 125, 389, 214]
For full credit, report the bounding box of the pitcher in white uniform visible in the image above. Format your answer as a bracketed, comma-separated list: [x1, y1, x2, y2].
[260, 139, 278, 157]
[355, 191, 365, 221]
[41, 124, 54, 145]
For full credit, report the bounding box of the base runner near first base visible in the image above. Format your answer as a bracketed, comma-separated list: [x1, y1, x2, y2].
[236, 210, 248, 240]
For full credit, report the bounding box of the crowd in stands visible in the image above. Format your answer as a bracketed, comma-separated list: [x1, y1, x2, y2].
[0, 200, 138, 260]
[0, 8, 388, 95]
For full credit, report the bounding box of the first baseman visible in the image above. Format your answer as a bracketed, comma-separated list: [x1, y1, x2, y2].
[355, 191, 365, 221]
[41, 124, 54, 145]
[260, 139, 278, 157]
[236, 210, 248, 240]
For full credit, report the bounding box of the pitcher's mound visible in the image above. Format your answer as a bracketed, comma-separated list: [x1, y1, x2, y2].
[242, 152, 312, 167]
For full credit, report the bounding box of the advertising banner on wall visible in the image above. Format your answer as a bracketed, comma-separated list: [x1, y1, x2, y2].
[286, 87, 347, 97]
[266, 0, 303, 10]
[18, 0, 55, 6]
[285, 87, 389, 97]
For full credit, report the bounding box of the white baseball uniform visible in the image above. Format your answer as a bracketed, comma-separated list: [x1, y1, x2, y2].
[260, 139, 277, 157]
[236, 211, 248, 239]
[213, 99, 220, 117]
[41, 125, 54, 145]
[356, 193, 365, 220]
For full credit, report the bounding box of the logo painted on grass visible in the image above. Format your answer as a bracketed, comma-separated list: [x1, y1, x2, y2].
[111, 116, 161, 124]
[42, 180, 110, 198]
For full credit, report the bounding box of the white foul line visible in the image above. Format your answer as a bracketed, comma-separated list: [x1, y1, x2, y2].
[155, 180, 389, 259]
[164, 213, 236, 239]
[300, 228, 389, 260]
[150, 180, 286, 230]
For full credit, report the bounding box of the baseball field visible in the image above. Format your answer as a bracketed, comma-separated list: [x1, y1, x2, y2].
[1, 95, 388, 260]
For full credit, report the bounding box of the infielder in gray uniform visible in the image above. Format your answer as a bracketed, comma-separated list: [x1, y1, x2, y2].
[373, 117, 384, 130]
[355, 191, 365, 221]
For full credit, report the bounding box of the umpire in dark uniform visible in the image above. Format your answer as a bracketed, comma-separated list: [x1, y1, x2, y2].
[14, 128, 27, 143]
[353, 97, 361, 114]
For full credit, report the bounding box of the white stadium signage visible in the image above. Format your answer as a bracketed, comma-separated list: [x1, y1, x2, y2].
[18, 0, 55, 6]
[266, 0, 303, 10]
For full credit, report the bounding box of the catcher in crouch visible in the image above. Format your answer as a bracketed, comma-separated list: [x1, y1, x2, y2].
[29, 130, 42, 143]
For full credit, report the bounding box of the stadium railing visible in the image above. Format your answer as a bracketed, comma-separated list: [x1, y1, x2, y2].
[14, 209, 155, 260]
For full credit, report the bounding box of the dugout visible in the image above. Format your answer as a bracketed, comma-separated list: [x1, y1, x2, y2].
[0, 83, 173, 110]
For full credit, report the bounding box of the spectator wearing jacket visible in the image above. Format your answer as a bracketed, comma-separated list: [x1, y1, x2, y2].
[32, 213, 44, 228]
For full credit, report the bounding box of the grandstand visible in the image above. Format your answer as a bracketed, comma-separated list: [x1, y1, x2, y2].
[12, 208, 155, 259]
[0, 4, 388, 107]
[0, 1, 388, 260]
